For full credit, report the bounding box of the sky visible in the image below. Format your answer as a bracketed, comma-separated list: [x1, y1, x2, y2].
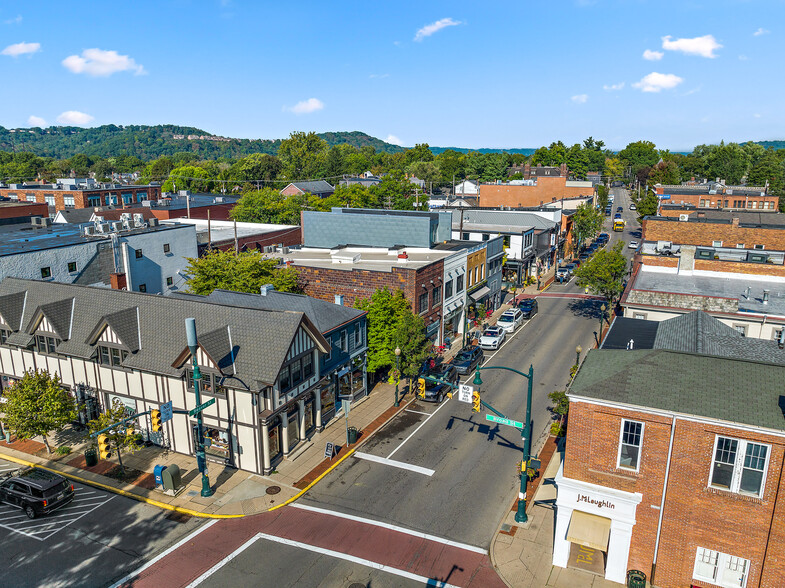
[0, 0, 783, 152]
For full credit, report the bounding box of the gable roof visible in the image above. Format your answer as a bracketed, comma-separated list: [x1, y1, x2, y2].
[288, 180, 335, 194]
[0, 278, 329, 389]
[26, 298, 74, 340]
[570, 349, 785, 432]
[0, 291, 26, 330]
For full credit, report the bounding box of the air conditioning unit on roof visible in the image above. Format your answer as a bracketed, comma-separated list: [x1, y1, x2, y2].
[679, 214, 689, 221]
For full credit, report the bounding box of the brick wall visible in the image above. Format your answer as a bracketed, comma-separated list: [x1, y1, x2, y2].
[655, 189, 778, 210]
[0, 202, 49, 221]
[564, 401, 785, 587]
[694, 258, 785, 277]
[479, 177, 593, 208]
[626, 289, 739, 312]
[208, 226, 302, 255]
[639, 255, 679, 269]
[643, 218, 785, 250]
[0, 186, 161, 212]
[150, 202, 236, 221]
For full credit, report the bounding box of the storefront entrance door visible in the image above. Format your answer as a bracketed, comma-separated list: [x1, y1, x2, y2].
[287, 410, 299, 450]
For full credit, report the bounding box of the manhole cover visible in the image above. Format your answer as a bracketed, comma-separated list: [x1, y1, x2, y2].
[266, 486, 281, 495]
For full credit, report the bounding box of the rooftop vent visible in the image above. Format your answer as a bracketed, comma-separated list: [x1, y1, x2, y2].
[260, 284, 275, 296]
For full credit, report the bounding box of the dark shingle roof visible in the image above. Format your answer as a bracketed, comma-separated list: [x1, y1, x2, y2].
[601, 317, 659, 350]
[570, 349, 785, 432]
[178, 289, 365, 335]
[290, 180, 334, 194]
[0, 291, 27, 330]
[0, 278, 328, 388]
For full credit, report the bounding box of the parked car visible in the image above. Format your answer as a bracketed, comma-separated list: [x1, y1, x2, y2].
[628, 240, 639, 249]
[598, 232, 610, 242]
[452, 346, 484, 375]
[614, 213, 622, 219]
[565, 262, 577, 274]
[497, 308, 524, 333]
[629, 203, 637, 210]
[418, 361, 458, 403]
[517, 298, 539, 319]
[0, 469, 74, 519]
[616, 206, 623, 212]
[479, 326, 506, 350]
[604, 207, 612, 216]
[556, 266, 571, 282]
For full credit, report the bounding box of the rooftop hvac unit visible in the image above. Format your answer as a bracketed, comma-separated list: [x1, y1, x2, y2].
[122, 220, 133, 230]
[679, 214, 689, 221]
[96, 222, 109, 234]
[83, 226, 95, 236]
[120, 213, 132, 222]
[280, 246, 290, 254]
[148, 218, 158, 227]
[263, 246, 275, 253]
[110, 222, 121, 232]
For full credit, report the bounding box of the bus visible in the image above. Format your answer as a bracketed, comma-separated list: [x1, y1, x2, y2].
[613, 219, 625, 232]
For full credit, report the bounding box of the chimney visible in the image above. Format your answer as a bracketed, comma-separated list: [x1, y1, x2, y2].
[779, 329, 785, 349]
[731, 217, 740, 228]
[334, 294, 344, 306]
[110, 272, 127, 290]
[763, 289, 770, 305]
[259, 284, 275, 296]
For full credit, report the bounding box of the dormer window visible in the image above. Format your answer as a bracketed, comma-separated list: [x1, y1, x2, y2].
[0, 328, 9, 345]
[185, 368, 227, 398]
[97, 345, 128, 367]
[35, 334, 60, 355]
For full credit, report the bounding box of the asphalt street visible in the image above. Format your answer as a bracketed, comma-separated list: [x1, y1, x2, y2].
[0, 458, 206, 588]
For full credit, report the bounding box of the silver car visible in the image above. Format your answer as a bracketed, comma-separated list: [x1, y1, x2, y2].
[479, 326, 506, 350]
[496, 309, 524, 334]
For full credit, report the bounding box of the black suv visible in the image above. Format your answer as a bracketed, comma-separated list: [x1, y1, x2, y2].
[452, 346, 484, 375]
[517, 298, 539, 319]
[0, 468, 75, 519]
[419, 360, 458, 403]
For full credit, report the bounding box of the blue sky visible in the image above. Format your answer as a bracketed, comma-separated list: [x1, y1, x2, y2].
[0, 1, 782, 151]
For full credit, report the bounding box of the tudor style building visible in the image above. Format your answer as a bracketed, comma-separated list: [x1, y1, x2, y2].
[0, 278, 335, 475]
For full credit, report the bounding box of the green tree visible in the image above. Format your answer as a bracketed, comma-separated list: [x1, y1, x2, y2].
[1, 369, 78, 454]
[369, 170, 415, 210]
[87, 399, 142, 475]
[571, 202, 604, 253]
[574, 242, 628, 305]
[332, 185, 379, 208]
[406, 160, 441, 188]
[705, 142, 750, 185]
[596, 185, 609, 210]
[355, 288, 421, 373]
[185, 250, 303, 295]
[226, 154, 282, 188]
[604, 157, 625, 179]
[636, 187, 659, 221]
[618, 140, 659, 176]
[392, 311, 432, 386]
[162, 165, 214, 192]
[648, 160, 680, 185]
[278, 131, 328, 180]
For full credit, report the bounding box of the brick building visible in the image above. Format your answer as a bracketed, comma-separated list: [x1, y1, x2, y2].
[654, 181, 777, 211]
[145, 192, 240, 221]
[479, 176, 595, 208]
[555, 318, 785, 587]
[642, 215, 785, 251]
[0, 178, 161, 212]
[0, 201, 50, 225]
[269, 247, 451, 344]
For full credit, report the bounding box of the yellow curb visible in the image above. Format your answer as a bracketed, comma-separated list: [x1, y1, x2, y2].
[0, 450, 241, 519]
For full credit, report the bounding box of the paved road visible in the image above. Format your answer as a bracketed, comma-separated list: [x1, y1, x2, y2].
[0, 458, 206, 588]
[299, 294, 600, 549]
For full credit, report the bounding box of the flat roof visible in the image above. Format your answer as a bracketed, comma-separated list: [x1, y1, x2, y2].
[632, 268, 785, 315]
[269, 246, 454, 272]
[161, 219, 297, 243]
[0, 201, 46, 209]
[149, 193, 240, 211]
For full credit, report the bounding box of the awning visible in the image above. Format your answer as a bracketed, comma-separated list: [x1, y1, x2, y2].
[469, 286, 491, 302]
[566, 510, 611, 551]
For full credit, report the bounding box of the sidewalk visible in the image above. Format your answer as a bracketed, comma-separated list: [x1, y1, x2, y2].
[0, 381, 414, 518]
[490, 437, 623, 588]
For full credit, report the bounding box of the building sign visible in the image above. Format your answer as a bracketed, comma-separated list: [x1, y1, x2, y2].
[577, 494, 615, 510]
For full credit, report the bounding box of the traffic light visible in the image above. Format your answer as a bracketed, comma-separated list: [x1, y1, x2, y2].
[125, 426, 135, 438]
[472, 391, 481, 413]
[417, 378, 426, 398]
[151, 409, 162, 432]
[97, 434, 111, 459]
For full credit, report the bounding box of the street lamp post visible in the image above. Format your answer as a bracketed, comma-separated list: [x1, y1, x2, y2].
[473, 363, 535, 524]
[185, 318, 213, 498]
[575, 345, 582, 367]
[599, 303, 606, 338]
[394, 346, 401, 407]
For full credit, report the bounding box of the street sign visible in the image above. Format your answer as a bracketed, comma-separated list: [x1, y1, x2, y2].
[458, 384, 473, 403]
[189, 398, 216, 417]
[160, 401, 173, 423]
[342, 399, 351, 416]
[486, 414, 523, 429]
[324, 442, 336, 459]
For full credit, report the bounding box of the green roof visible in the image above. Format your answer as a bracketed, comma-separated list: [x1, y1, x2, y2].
[570, 349, 785, 432]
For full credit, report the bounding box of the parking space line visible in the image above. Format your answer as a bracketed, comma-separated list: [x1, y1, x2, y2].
[354, 452, 435, 477]
[0, 492, 114, 541]
[404, 409, 431, 416]
[387, 394, 453, 460]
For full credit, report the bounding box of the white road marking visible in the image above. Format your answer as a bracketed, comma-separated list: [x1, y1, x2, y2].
[291, 503, 488, 555]
[404, 409, 432, 416]
[190, 532, 461, 588]
[107, 519, 219, 588]
[481, 317, 532, 364]
[353, 452, 435, 477]
[387, 394, 453, 460]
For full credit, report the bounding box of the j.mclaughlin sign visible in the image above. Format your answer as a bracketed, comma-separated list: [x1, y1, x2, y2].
[577, 494, 615, 509]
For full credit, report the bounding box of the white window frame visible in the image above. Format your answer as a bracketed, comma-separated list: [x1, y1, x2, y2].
[616, 419, 644, 472]
[708, 435, 770, 498]
[754, 244, 765, 250]
[693, 546, 750, 588]
[712, 240, 723, 247]
[732, 324, 747, 337]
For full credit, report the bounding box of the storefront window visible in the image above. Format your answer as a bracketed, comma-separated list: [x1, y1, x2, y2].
[304, 400, 314, 432]
[352, 368, 364, 394]
[198, 426, 231, 463]
[320, 380, 336, 416]
[338, 371, 352, 398]
[268, 420, 281, 459]
[287, 410, 299, 448]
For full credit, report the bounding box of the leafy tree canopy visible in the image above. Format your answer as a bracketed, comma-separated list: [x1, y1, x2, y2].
[574, 241, 628, 305]
[185, 250, 303, 295]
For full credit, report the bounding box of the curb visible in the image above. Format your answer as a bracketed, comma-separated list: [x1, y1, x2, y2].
[0, 450, 242, 519]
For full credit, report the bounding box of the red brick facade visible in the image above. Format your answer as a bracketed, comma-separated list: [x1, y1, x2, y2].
[479, 177, 594, 208]
[149, 202, 235, 221]
[655, 186, 777, 211]
[0, 201, 49, 222]
[564, 400, 785, 587]
[297, 259, 445, 331]
[643, 217, 785, 251]
[0, 185, 161, 212]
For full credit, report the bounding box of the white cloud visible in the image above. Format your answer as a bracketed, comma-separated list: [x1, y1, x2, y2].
[754, 113, 761, 118]
[643, 49, 664, 61]
[632, 72, 684, 93]
[284, 98, 324, 115]
[661, 34, 722, 58]
[571, 94, 588, 104]
[56, 111, 94, 126]
[414, 17, 461, 42]
[369, 73, 390, 79]
[1, 42, 40, 57]
[62, 48, 146, 76]
[603, 82, 625, 91]
[753, 28, 769, 37]
[738, 54, 748, 61]
[4, 15, 22, 25]
[385, 135, 404, 146]
[27, 115, 46, 127]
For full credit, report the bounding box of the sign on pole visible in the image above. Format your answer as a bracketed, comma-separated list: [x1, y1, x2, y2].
[160, 401, 173, 423]
[189, 397, 216, 417]
[486, 414, 524, 429]
[342, 399, 351, 416]
[458, 384, 473, 404]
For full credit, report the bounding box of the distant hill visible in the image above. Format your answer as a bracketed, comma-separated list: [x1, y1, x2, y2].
[0, 125, 408, 160]
[0, 124, 539, 161]
[756, 141, 785, 150]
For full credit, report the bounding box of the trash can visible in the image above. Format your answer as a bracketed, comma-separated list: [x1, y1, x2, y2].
[627, 570, 646, 588]
[347, 427, 358, 444]
[84, 448, 98, 467]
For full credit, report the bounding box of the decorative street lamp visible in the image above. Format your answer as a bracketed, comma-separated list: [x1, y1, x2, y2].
[394, 346, 401, 407]
[599, 303, 607, 336]
[185, 318, 213, 498]
[575, 345, 582, 367]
